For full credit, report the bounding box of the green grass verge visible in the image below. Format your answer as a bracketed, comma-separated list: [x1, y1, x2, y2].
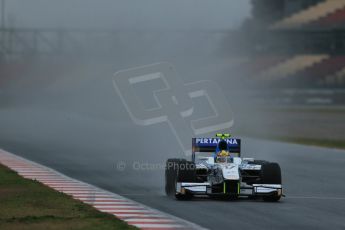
[0, 164, 137, 230]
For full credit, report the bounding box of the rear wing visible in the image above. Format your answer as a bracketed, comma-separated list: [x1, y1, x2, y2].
[192, 138, 241, 162]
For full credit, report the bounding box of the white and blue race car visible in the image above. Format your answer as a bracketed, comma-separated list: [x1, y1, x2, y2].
[165, 134, 283, 201]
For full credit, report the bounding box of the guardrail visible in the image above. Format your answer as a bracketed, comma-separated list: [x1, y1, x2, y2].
[0, 28, 232, 60]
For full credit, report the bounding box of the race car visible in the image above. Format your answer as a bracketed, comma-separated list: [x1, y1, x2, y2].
[165, 134, 283, 201]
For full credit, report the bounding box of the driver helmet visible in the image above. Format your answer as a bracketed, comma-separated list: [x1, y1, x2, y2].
[216, 150, 230, 163]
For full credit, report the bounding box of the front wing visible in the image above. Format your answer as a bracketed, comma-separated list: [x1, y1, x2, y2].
[176, 182, 282, 197]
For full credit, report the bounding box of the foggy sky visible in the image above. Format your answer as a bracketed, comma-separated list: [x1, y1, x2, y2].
[6, 0, 251, 30]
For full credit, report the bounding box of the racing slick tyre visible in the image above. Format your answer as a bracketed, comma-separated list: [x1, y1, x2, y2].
[165, 159, 196, 200]
[261, 162, 282, 202]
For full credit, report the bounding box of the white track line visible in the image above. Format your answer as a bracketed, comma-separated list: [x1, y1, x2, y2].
[0, 149, 207, 230]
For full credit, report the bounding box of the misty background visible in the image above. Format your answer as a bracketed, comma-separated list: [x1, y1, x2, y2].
[0, 0, 258, 193]
[2, 0, 345, 195]
[6, 0, 250, 29]
[2, 2, 345, 229]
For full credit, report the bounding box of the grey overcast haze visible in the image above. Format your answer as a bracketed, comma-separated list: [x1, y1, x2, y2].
[5, 0, 251, 30]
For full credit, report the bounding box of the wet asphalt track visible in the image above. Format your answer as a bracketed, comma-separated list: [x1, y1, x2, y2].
[1, 108, 345, 230]
[1, 61, 345, 229]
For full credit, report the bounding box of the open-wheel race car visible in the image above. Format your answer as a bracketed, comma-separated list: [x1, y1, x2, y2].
[165, 134, 283, 201]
